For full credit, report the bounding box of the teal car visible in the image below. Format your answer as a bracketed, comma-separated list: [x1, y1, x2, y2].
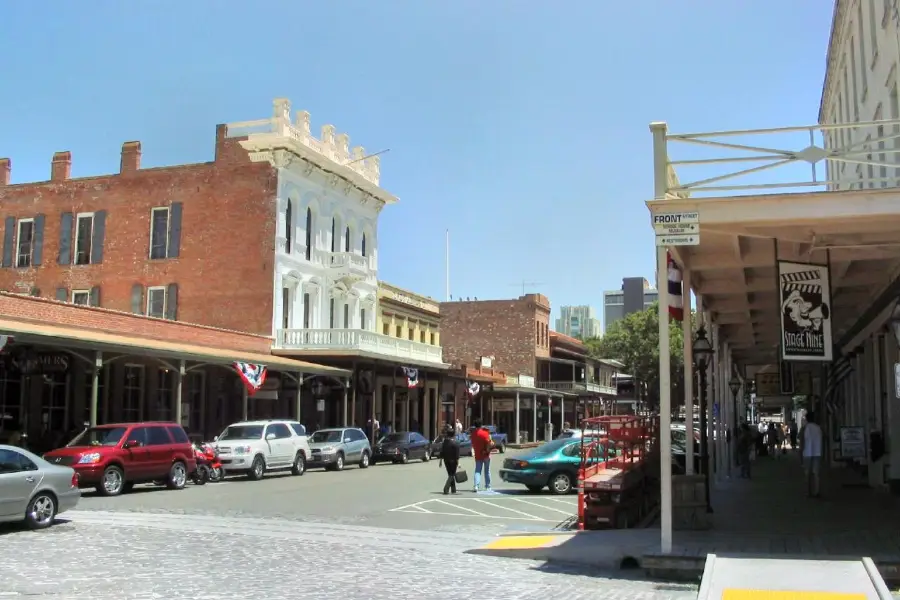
[499, 438, 613, 495]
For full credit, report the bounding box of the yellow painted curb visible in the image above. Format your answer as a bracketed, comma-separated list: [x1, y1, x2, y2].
[480, 535, 558, 551]
[723, 590, 866, 600]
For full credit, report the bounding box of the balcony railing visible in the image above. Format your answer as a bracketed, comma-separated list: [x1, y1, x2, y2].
[327, 251, 370, 275]
[276, 328, 444, 365]
[539, 381, 616, 396]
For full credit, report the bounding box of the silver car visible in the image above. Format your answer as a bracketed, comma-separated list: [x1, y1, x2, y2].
[307, 427, 372, 471]
[0, 444, 80, 529]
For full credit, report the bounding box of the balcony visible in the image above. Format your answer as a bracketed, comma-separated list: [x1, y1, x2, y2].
[538, 381, 616, 396]
[275, 328, 444, 365]
[326, 252, 370, 283]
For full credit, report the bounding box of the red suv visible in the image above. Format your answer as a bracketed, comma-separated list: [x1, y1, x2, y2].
[43, 422, 197, 496]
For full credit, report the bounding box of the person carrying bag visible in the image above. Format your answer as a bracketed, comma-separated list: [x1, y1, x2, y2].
[438, 425, 462, 495]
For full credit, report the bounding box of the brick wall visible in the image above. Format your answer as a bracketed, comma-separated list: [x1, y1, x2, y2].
[439, 294, 552, 378]
[0, 126, 278, 336]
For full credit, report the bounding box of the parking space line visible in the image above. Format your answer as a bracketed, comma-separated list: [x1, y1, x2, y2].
[472, 499, 541, 520]
[393, 502, 433, 513]
[390, 508, 558, 522]
[508, 498, 575, 516]
[543, 498, 577, 505]
[433, 499, 490, 517]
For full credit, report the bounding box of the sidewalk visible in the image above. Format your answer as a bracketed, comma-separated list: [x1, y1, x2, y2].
[468, 453, 900, 583]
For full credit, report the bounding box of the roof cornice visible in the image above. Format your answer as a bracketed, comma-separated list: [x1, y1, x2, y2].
[819, 0, 848, 123]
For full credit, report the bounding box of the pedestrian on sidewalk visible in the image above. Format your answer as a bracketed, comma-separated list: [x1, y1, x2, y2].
[766, 422, 778, 459]
[438, 425, 460, 495]
[799, 412, 824, 498]
[789, 419, 799, 451]
[454, 418, 463, 435]
[470, 418, 494, 492]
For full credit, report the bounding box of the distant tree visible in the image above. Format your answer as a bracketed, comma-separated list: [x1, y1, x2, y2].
[584, 302, 687, 409]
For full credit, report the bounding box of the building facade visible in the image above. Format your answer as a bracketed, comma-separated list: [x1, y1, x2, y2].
[603, 277, 658, 332]
[820, 0, 900, 189]
[0, 98, 447, 433]
[555, 304, 602, 339]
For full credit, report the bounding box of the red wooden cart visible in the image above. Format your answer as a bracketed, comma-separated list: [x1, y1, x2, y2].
[576, 415, 659, 530]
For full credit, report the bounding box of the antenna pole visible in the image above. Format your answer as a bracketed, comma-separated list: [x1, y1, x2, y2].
[445, 229, 450, 302]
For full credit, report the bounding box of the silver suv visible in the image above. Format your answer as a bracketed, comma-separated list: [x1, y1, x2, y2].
[307, 427, 371, 471]
[215, 420, 310, 480]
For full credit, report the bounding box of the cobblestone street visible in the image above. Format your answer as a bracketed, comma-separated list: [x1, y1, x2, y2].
[0, 510, 698, 600]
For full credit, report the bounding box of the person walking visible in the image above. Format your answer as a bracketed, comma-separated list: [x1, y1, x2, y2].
[470, 419, 494, 492]
[799, 412, 824, 498]
[438, 425, 460, 495]
[454, 418, 463, 435]
[766, 422, 778, 459]
[789, 419, 799, 451]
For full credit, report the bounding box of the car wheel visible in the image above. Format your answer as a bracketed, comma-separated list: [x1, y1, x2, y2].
[400, 450, 409, 464]
[291, 452, 306, 476]
[549, 472, 573, 495]
[526, 485, 544, 493]
[359, 451, 370, 469]
[422, 449, 430, 462]
[247, 456, 265, 481]
[334, 453, 344, 472]
[166, 461, 188, 490]
[25, 492, 57, 530]
[98, 466, 125, 496]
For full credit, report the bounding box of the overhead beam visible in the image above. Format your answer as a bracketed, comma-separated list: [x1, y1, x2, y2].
[689, 245, 900, 271]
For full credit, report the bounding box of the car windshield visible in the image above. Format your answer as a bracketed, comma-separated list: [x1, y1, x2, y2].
[218, 425, 264, 440]
[311, 430, 343, 443]
[68, 426, 127, 447]
[558, 430, 579, 438]
[381, 433, 407, 443]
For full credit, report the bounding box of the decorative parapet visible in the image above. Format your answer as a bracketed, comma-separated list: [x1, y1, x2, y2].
[226, 98, 381, 186]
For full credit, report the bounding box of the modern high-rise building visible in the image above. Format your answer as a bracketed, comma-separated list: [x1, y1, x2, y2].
[603, 277, 658, 332]
[555, 305, 602, 339]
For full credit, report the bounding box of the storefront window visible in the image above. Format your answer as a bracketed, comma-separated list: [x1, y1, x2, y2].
[187, 371, 206, 434]
[0, 370, 21, 437]
[154, 368, 175, 421]
[41, 372, 68, 436]
[123, 365, 144, 422]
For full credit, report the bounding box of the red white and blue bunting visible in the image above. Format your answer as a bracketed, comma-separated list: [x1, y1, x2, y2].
[401, 366, 419, 388]
[667, 251, 684, 322]
[466, 380, 481, 397]
[234, 362, 268, 396]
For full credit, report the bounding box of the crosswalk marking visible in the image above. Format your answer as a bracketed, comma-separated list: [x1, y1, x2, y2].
[473, 499, 541, 520]
[507, 497, 575, 516]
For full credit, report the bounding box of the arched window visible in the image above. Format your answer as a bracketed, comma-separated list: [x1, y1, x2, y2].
[361, 233, 367, 257]
[331, 218, 337, 252]
[285, 199, 293, 253]
[344, 226, 350, 252]
[305, 208, 312, 261]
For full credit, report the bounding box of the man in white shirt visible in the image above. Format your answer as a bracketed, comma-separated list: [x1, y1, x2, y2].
[799, 412, 824, 498]
[455, 419, 463, 435]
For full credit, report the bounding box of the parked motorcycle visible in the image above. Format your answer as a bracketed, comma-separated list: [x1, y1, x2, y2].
[198, 442, 224, 483]
[191, 443, 211, 485]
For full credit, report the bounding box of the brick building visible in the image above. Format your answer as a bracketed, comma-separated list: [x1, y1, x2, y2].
[0, 126, 277, 335]
[439, 293, 551, 377]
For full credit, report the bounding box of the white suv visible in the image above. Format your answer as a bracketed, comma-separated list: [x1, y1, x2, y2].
[215, 420, 310, 481]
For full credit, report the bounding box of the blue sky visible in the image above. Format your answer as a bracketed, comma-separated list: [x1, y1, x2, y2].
[0, 2, 833, 327]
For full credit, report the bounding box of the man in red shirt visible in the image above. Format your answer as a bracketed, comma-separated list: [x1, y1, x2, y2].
[470, 419, 494, 492]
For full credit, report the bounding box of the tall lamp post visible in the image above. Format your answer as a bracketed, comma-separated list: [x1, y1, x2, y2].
[693, 325, 714, 513]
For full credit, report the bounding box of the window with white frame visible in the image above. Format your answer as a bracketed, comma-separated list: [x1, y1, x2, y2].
[303, 292, 311, 328]
[360, 307, 366, 330]
[16, 218, 34, 268]
[71, 290, 91, 306]
[123, 365, 144, 421]
[149, 207, 170, 259]
[74, 213, 94, 265]
[343, 303, 349, 328]
[147, 286, 167, 318]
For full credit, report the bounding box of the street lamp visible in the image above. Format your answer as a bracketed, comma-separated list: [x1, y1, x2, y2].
[692, 325, 713, 513]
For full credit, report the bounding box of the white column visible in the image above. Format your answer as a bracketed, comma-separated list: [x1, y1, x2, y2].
[89, 351, 102, 427]
[651, 120, 673, 555]
[514, 391, 521, 444]
[683, 270, 694, 474]
[295, 373, 303, 421]
[174, 360, 185, 427]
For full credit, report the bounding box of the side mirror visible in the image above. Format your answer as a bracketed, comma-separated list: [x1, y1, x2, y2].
[344, 438, 352, 443]
[124, 440, 141, 449]
[213, 435, 218, 442]
[265, 433, 276, 441]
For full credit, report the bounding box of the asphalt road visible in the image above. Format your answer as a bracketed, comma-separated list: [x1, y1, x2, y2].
[75, 449, 580, 535]
[0, 510, 700, 600]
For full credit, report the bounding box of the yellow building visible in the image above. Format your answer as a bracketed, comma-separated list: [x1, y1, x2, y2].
[376, 282, 441, 349]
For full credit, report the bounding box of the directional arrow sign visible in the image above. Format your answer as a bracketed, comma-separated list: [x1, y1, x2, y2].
[656, 234, 700, 246]
[653, 222, 699, 235]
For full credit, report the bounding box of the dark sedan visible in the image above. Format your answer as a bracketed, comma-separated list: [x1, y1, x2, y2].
[372, 432, 430, 465]
[429, 433, 473, 459]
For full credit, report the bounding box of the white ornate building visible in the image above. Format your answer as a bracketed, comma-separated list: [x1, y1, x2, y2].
[224, 99, 444, 368]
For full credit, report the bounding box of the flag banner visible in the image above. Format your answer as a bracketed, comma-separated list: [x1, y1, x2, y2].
[667, 251, 684, 321]
[778, 261, 832, 361]
[466, 380, 481, 397]
[234, 362, 268, 396]
[401, 366, 419, 388]
[0, 335, 14, 353]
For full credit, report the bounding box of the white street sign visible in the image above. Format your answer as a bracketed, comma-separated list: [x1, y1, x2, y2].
[652, 211, 699, 226]
[653, 222, 698, 235]
[656, 234, 700, 246]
